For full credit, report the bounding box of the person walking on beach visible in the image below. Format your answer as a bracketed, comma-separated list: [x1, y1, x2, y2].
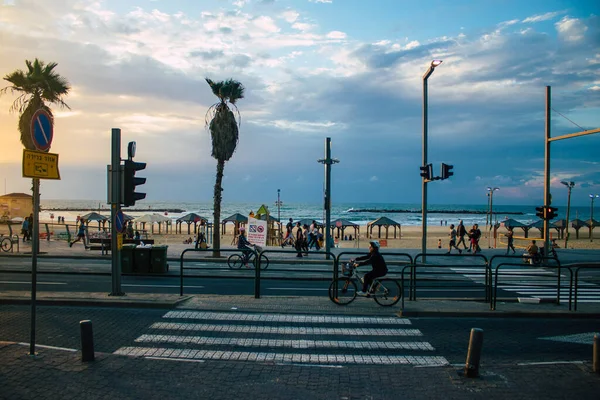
[468, 224, 482, 254]
[456, 220, 468, 250]
[447, 224, 462, 254]
[505, 228, 516, 255]
[295, 222, 304, 258]
[69, 218, 87, 248]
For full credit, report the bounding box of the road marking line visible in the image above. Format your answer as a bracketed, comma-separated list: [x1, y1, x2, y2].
[150, 322, 422, 336]
[18, 342, 77, 352]
[123, 284, 204, 288]
[267, 288, 328, 291]
[517, 361, 586, 366]
[1, 281, 67, 285]
[135, 335, 435, 350]
[145, 356, 205, 363]
[164, 311, 411, 325]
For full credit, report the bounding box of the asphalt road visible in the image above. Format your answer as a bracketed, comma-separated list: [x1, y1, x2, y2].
[1, 305, 598, 365]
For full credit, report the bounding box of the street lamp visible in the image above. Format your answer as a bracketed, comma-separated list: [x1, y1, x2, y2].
[486, 187, 499, 248]
[277, 189, 281, 222]
[422, 59, 442, 258]
[590, 194, 599, 242]
[561, 181, 575, 248]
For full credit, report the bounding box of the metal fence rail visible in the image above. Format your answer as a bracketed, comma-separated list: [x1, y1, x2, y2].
[570, 263, 600, 311]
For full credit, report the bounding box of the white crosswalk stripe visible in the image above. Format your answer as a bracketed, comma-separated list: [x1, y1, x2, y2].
[114, 311, 447, 366]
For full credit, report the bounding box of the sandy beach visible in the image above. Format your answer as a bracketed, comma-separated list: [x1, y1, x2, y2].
[3, 216, 598, 252]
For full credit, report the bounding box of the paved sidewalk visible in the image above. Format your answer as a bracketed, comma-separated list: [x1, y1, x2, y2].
[2, 338, 600, 400]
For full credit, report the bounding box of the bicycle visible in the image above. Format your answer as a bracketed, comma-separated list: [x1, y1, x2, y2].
[328, 261, 401, 306]
[1, 234, 13, 252]
[227, 244, 270, 270]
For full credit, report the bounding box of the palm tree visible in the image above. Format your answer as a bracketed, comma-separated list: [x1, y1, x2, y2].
[1, 58, 71, 150]
[205, 78, 245, 256]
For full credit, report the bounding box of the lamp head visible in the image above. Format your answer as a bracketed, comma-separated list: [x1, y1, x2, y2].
[431, 60, 443, 67]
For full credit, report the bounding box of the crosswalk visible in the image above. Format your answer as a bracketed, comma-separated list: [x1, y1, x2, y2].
[114, 311, 448, 366]
[450, 266, 600, 303]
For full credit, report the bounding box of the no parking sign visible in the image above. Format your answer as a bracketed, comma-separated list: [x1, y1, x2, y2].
[247, 216, 267, 246]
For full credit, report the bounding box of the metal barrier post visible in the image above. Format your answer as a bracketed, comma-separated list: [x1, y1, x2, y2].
[254, 247, 261, 299]
[464, 328, 484, 378]
[80, 320, 95, 362]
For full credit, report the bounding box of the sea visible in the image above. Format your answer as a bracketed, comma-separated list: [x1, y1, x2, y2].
[38, 200, 595, 227]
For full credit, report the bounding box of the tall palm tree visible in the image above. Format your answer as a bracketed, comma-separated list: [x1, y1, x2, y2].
[205, 78, 245, 256]
[1, 58, 71, 150]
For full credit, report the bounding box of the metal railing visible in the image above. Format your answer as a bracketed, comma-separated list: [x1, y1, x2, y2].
[570, 263, 600, 311]
[412, 253, 490, 302]
[490, 255, 569, 311]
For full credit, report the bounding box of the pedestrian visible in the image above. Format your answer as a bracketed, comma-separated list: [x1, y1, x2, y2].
[69, 218, 87, 248]
[126, 221, 134, 239]
[456, 220, 468, 250]
[295, 222, 304, 258]
[302, 224, 310, 255]
[282, 218, 294, 248]
[21, 217, 29, 242]
[468, 224, 482, 254]
[447, 224, 462, 254]
[27, 214, 33, 242]
[505, 228, 516, 255]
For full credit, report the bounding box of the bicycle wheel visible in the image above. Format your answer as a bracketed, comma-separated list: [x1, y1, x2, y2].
[328, 278, 357, 305]
[227, 254, 244, 269]
[1, 237, 12, 252]
[373, 279, 402, 307]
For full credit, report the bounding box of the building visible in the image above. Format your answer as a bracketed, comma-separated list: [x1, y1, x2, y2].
[0, 193, 33, 220]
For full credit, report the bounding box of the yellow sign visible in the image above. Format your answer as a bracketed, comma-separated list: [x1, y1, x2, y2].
[117, 233, 123, 250]
[22, 150, 60, 179]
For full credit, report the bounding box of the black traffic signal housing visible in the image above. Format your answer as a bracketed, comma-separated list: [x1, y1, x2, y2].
[546, 206, 558, 220]
[420, 164, 433, 181]
[536, 206, 545, 219]
[441, 163, 454, 180]
[123, 159, 146, 206]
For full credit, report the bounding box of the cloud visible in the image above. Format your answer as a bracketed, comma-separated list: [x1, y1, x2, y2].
[309, 0, 332, 3]
[523, 11, 563, 23]
[555, 16, 588, 42]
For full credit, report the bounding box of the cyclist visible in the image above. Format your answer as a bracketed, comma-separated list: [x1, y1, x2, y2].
[237, 226, 253, 267]
[353, 240, 388, 296]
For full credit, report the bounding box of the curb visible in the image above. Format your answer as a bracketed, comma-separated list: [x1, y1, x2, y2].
[0, 295, 193, 309]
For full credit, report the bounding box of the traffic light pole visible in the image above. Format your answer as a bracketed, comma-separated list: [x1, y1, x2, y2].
[110, 128, 124, 296]
[543, 87, 551, 257]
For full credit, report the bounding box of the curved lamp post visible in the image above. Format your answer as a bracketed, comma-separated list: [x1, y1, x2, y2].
[561, 181, 574, 248]
[591, 194, 599, 242]
[421, 59, 442, 259]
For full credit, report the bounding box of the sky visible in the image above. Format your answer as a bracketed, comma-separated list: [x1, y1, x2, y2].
[0, 0, 599, 207]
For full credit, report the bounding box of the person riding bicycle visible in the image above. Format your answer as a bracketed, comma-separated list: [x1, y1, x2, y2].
[353, 240, 388, 296]
[237, 227, 253, 267]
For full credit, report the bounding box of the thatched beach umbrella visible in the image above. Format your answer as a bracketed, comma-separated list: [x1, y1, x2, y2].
[586, 219, 598, 239]
[527, 220, 545, 239]
[80, 212, 109, 230]
[552, 219, 568, 239]
[222, 213, 248, 236]
[501, 218, 529, 237]
[570, 219, 588, 239]
[330, 218, 360, 241]
[134, 213, 171, 234]
[367, 216, 401, 239]
[176, 213, 208, 234]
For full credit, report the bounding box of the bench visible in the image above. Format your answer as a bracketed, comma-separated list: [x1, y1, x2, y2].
[88, 238, 155, 255]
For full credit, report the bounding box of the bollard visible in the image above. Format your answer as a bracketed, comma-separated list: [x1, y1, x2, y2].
[594, 334, 600, 373]
[80, 320, 95, 362]
[464, 328, 484, 378]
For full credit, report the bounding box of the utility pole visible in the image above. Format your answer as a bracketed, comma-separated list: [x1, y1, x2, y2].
[110, 128, 124, 296]
[318, 138, 339, 259]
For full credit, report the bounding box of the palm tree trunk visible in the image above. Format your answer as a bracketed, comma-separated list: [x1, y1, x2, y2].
[212, 159, 225, 257]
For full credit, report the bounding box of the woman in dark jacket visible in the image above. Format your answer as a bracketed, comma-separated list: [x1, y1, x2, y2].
[353, 241, 388, 296]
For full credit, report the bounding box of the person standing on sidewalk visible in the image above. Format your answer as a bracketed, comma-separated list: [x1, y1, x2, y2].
[468, 224, 482, 254]
[294, 222, 304, 258]
[447, 224, 462, 254]
[69, 218, 87, 248]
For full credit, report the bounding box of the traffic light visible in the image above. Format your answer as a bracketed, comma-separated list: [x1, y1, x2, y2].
[123, 159, 146, 206]
[546, 206, 558, 220]
[420, 164, 432, 181]
[441, 163, 454, 180]
[535, 206, 545, 219]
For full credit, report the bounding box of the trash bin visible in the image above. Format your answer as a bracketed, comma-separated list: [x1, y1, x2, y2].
[150, 245, 169, 273]
[121, 244, 137, 273]
[135, 246, 152, 273]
